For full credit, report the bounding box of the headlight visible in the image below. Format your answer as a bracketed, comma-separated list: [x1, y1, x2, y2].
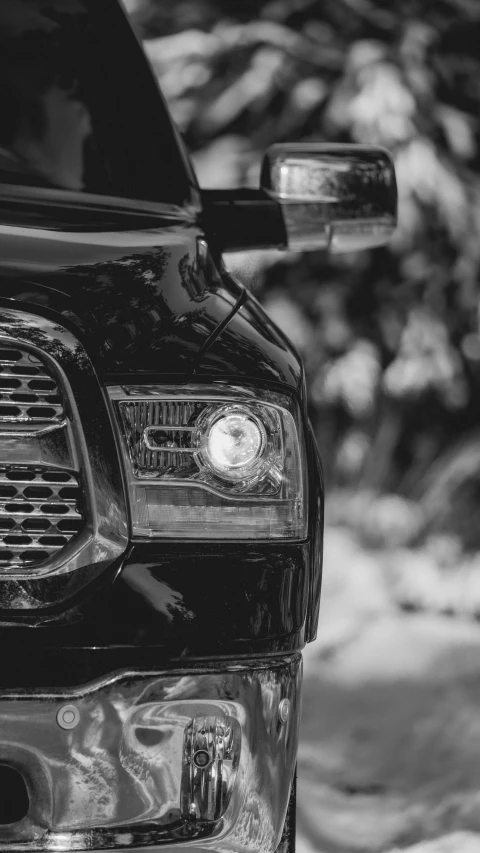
[107, 385, 307, 540]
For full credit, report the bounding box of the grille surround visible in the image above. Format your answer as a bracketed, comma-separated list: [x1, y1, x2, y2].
[0, 344, 85, 572]
[0, 310, 127, 600]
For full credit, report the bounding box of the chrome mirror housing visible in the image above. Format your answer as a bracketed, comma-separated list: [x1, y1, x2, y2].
[260, 143, 397, 252]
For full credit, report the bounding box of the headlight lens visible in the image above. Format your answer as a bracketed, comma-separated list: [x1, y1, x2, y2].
[199, 407, 266, 481]
[107, 385, 307, 540]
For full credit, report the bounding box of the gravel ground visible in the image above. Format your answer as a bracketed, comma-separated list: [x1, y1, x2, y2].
[297, 528, 480, 853]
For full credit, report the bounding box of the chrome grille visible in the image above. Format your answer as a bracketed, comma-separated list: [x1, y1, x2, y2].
[0, 346, 64, 422]
[0, 468, 83, 569]
[0, 308, 127, 599]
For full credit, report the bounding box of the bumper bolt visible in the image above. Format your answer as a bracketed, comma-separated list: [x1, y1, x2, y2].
[57, 704, 80, 730]
[278, 698, 290, 723]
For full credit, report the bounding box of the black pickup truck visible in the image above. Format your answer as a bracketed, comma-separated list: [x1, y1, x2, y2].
[0, 1, 396, 851]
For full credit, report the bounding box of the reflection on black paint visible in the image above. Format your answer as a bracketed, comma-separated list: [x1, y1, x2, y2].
[178, 252, 208, 303]
[122, 564, 195, 624]
[62, 250, 173, 360]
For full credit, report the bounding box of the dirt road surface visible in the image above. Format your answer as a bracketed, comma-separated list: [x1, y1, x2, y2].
[297, 528, 480, 853]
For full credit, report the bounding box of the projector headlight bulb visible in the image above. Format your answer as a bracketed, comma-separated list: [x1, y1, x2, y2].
[197, 406, 267, 483]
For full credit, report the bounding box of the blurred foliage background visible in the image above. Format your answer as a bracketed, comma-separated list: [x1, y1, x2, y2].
[124, 0, 480, 614]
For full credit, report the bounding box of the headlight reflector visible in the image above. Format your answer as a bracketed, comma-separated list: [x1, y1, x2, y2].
[107, 385, 307, 540]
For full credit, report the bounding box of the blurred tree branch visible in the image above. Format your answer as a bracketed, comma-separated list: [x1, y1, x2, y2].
[123, 0, 480, 551]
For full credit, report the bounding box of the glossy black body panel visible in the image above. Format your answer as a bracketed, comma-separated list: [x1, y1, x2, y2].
[201, 189, 287, 252]
[0, 225, 240, 379]
[0, 229, 303, 396]
[0, 541, 309, 648]
[0, 214, 323, 659]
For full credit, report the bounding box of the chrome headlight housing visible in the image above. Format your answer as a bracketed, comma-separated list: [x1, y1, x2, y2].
[107, 385, 307, 540]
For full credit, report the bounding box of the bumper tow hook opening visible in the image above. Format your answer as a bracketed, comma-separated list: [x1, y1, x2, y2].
[0, 765, 29, 825]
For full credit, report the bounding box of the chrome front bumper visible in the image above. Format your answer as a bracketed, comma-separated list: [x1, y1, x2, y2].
[0, 656, 301, 853]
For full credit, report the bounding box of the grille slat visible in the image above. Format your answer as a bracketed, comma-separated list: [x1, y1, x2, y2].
[2, 505, 81, 517]
[0, 350, 64, 423]
[3, 519, 81, 535]
[1, 538, 66, 550]
[0, 345, 84, 572]
[0, 468, 83, 568]
[0, 473, 73, 486]
[0, 504, 78, 519]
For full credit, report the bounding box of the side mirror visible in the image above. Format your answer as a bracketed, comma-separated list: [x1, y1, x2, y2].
[201, 144, 397, 254]
[261, 143, 397, 252]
